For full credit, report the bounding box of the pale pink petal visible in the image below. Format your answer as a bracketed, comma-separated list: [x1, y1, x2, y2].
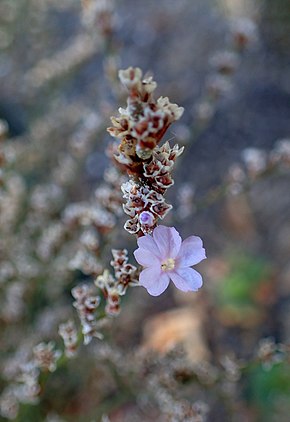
[153, 226, 181, 259]
[146, 273, 170, 296]
[137, 234, 161, 258]
[139, 266, 170, 296]
[176, 236, 206, 268]
[134, 248, 160, 267]
[170, 267, 203, 292]
[139, 266, 161, 288]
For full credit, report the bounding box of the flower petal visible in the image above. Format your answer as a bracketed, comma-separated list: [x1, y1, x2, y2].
[176, 236, 206, 267]
[134, 248, 160, 267]
[170, 267, 203, 292]
[139, 267, 169, 296]
[139, 266, 161, 287]
[147, 274, 170, 296]
[153, 226, 181, 259]
[137, 234, 161, 258]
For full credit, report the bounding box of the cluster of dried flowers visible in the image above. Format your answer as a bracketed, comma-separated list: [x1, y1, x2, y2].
[96, 248, 139, 315]
[108, 67, 184, 235]
[227, 138, 290, 195]
[0, 341, 62, 419]
[0, 4, 124, 415]
[24, 0, 116, 94]
[196, 18, 257, 124]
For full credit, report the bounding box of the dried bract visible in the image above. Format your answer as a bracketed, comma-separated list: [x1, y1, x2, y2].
[33, 342, 61, 372]
[58, 320, 78, 357]
[71, 284, 103, 345]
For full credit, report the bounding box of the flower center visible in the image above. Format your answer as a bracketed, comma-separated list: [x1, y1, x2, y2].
[161, 258, 175, 272]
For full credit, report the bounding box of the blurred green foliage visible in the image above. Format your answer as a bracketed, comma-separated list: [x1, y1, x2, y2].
[245, 361, 290, 421]
[215, 253, 272, 326]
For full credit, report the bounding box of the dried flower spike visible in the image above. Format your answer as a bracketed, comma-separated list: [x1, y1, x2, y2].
[107, 67, 184, 174]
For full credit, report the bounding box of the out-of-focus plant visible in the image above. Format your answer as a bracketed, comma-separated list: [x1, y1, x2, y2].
[245, 339, 290, 421]
[214, 253, 274, 327]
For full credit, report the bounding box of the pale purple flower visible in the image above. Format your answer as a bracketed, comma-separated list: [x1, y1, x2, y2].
[139, 211, 155, 226]
[134, 225, 206, 296]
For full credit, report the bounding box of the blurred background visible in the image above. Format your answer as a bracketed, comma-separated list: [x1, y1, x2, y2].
[0, 0, 290, 421]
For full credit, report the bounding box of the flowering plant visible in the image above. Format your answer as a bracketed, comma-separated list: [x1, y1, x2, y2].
[55, 68, 208, 420]
[88, 67, 207, 315]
